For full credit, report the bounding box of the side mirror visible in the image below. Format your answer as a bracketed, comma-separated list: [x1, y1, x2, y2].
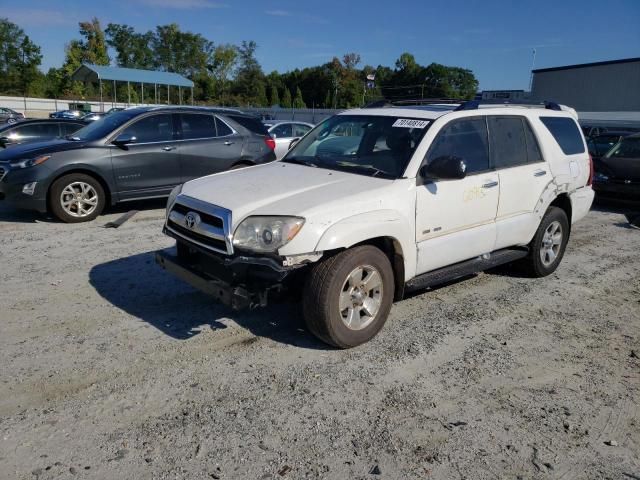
[112, 134, 137, 148]
[420, 155, 467, 181]
[289, 138, 300, 150]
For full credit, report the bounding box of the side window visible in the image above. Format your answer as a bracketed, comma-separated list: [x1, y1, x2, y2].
[11, 123, 60, 139]
[488, 116, 528, 168]
[180, 114, 216, 140]
[427, 117, 489, 174]
[61, 123, 84, 136]
[293, 124, 311, 137]
[271, 123, 293, 138]
[122, 114, 173, 143]
[540, 116, 585, 155]
[523, 119, 543, 163]
[215, 117, 233, 137]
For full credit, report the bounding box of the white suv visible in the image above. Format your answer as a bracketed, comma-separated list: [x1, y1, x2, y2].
[156, 101, 595, 348]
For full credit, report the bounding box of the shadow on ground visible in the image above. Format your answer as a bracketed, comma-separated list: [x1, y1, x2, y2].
[0, 198, 168, 224]
[89, 249, 329, 350]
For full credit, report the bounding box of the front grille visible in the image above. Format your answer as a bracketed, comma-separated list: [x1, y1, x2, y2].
[166, 196, 233, 255]
[172, 202, 223, 228]
[168, 219, 228, 252]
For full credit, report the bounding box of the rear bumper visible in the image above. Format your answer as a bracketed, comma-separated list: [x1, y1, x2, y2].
[569, 186, 595, 224]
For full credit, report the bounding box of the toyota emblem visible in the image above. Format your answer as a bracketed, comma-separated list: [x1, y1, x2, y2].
[184, 211, 201, 229]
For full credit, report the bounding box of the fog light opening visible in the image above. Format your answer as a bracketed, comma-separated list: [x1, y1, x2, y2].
[22, 182, 37, 195]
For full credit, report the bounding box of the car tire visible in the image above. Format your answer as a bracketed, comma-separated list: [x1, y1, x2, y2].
[302, 245, 394, 348]
[7, 118, 17, 124]
[520, 206, 570, 277]
[49, 173, 106, 223]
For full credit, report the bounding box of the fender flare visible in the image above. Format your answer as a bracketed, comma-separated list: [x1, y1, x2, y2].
[314, 209, 417, 281]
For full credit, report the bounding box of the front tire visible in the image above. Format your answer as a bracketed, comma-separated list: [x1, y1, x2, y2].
[49, 173, 105, 223]
[521, 206, 569, 277]
[303, 245, 394, 348]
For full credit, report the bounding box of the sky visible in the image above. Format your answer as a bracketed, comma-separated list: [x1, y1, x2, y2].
[4, 0, 640, 91]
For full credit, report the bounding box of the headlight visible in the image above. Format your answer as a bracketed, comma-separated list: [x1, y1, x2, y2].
[166, 184, 183, 216]
[12, 155, 51, 169]
[233, 216, 305, 253]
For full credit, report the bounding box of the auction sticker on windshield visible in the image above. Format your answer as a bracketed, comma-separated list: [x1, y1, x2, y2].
[392, 119, 430, 128]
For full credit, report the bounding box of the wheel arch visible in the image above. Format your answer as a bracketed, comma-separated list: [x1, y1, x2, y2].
[549, 193, 572, 232]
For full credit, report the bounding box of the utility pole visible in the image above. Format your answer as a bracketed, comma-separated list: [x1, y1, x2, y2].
[528, 48, 537, 93]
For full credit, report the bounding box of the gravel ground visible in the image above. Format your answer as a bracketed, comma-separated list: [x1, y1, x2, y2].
[0, 199, 639, 480]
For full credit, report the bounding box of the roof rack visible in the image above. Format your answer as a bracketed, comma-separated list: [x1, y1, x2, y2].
[364, 98, 463, 108]
[454, 99, 562, 111]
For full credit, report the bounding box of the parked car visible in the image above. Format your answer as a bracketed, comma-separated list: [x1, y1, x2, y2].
[586, 131, 632, 160]
[0, 107, 25, 124]
[0, 107, 276, 222]
[106, 107, 126, 114]
[592, 133, 640, 200]
[0, 119, 85, 148]
[49, 110, 84, 120]
[156, 101, 594, 348]
[82, 112, 107, 122]
[263, 120, 314, 159]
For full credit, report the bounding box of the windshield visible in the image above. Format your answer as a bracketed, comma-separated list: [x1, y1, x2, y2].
[70, 110, 140, 141]
[604, 137, 640, 159]
[283, 115, 430, 178]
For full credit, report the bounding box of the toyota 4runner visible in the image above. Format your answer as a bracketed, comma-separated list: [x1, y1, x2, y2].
[156, 100, 595, 348]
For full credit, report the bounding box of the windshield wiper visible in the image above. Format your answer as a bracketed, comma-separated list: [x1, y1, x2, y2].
[283, 157, 319, 168]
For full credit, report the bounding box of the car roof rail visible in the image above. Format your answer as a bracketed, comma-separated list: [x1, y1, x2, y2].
[454, 99, 562, 111]
[364, 98, 463, 108]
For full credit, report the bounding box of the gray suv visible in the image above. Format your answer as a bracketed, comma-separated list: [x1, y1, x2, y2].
[0, 107, 276, 222]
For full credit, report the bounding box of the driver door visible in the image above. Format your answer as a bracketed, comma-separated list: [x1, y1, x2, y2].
[415, 116, 499, 274]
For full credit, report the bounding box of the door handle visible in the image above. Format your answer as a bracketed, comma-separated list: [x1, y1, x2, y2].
[482, 181, 499, 188]
[534, 169, 547, 177]
[224, 141, 234, 146]
[162, 146, 176, 151]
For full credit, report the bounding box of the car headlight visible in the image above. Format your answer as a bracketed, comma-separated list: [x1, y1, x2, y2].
[594, 172, 609, 182]
[166, 183, 183, 216]
[233, 216, 305, 253]
[11, 155, 51, 169]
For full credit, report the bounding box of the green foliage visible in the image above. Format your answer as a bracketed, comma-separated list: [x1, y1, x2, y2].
[0, 18, 42, 95]
[0, 17, 480, 107]
[281, 88, 292, 109]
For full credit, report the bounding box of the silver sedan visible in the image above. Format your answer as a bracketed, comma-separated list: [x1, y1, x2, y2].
[264, 121, 314, 160]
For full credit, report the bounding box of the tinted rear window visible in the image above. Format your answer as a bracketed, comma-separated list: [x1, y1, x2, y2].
[540, 117, 585, 155]
[227, 115, 268, 135]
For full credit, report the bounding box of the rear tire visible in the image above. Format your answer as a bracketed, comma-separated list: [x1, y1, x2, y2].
[303, 246, 394, 348]
[49, 173, 105, 223]
[520, 206, 569, 277]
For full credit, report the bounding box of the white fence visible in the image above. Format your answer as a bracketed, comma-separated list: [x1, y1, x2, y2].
[2, 95, 639, 127]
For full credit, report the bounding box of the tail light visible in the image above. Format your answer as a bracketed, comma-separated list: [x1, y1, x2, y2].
[587, 154, 594, 186]
[264, 136, 276, 151]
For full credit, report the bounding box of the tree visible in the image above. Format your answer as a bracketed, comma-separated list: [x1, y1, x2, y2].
[282, 88, 292, 108]
[269, 85, 280, 107]
[233, 40, 266, 105]
[293, 86, 306, 109]
[105, 24, 154, 69]
[78, 18, 110, 65]
[153, 23, 213, 77]
[209, 44, 237, 102]
[0, 18, 42, 96]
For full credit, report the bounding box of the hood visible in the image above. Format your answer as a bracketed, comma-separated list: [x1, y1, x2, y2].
[180, 162, 394, 225]
[0, 138, 88, 162]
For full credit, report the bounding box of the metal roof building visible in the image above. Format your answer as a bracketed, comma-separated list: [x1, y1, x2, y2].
[531, 57, 640, 112]
[72, 63, 194, 108]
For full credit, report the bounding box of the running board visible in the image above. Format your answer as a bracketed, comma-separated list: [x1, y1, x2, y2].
[405, 248, 529, 292]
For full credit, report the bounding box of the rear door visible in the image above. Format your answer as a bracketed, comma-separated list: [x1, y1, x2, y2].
[490, 115, 551, 249]
[109, 113, 181, 197]
[415, 116, 499, 274]
[177, 113, 243, 182]
[600, 136, 640, 181]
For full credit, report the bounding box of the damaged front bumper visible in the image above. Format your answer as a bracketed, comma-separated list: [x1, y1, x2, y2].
[155, 240, 319, 310]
